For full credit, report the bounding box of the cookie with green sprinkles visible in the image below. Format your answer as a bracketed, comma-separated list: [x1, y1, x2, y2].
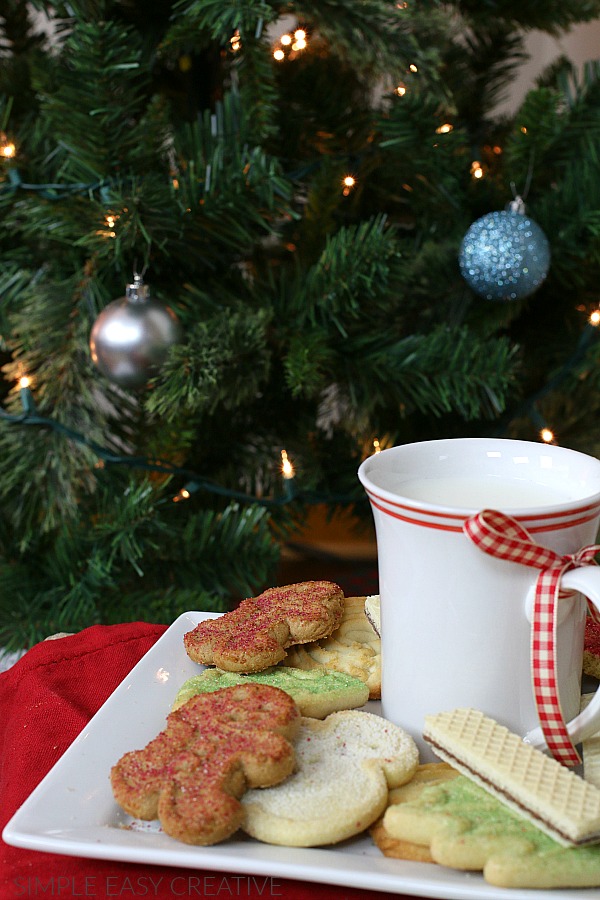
[172, 665, 369, 718]
[379, 770, 600, 889]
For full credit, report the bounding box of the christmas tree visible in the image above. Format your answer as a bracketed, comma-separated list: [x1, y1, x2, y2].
[1, 0, 599, 649]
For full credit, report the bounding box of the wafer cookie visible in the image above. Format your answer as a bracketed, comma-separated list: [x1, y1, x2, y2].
[364, 594, 380, 637]
[423, 707, 600, 847]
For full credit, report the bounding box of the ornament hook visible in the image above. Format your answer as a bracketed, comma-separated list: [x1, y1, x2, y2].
[126, 272, 149, 303]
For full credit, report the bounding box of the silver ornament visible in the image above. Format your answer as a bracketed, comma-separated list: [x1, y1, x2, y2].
[90, 274, 182, 388]
[459, 198, 550, 301]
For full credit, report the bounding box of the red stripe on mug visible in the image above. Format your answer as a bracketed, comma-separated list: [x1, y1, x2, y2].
[366, 489, 600, 534]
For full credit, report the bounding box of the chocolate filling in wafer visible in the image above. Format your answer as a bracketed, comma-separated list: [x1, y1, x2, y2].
[424, 735, 600, 847]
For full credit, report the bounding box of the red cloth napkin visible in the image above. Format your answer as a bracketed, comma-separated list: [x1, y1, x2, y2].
[0, 621, 418, 900]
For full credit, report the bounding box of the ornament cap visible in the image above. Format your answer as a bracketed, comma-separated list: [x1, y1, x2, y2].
[506, 195, 526, 215]
[125, 273, 150, 303]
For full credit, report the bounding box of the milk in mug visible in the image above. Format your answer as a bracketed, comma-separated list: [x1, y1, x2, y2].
[371, 473, 575, 509]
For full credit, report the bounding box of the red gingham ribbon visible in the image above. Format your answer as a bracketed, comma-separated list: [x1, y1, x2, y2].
[463, 509, 600, 766]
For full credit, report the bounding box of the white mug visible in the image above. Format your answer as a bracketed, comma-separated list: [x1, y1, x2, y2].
[358, 437, 600, 762]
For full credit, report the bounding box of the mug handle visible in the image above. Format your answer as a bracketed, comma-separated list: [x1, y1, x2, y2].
[524, 567, 600, 752]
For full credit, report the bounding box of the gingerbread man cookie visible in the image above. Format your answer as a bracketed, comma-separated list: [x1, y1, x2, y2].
[110, 683, 300, 845]
[183, 581, 345, 673]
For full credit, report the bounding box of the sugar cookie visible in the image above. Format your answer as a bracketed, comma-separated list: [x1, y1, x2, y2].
[110, 683, 299, 845]
[370, 762, 459, 862]
[380, 769, 600, 889]
[241, 709, 418, 846]
[282, 595, 381, 699]
[183, 581, 345, 673]
[172, 665, 369, 718]
[423, 707, 600, 846]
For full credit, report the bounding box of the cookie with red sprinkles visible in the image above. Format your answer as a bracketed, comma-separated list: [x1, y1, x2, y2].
[584, 616, 600, 680]
[110, 682, 300, 845]
[183, 581, 345, 673]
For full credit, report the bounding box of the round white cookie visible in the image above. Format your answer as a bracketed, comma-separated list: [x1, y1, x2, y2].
[241, 709, 418, 846]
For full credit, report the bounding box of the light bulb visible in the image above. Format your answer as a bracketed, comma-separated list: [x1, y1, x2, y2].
[0, 134, 16, 159]
[342, 175, 356, 196]
[281, 449, 294, 479]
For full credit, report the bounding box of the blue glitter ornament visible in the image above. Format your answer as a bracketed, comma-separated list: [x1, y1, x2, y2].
[459, 199, 550, 301]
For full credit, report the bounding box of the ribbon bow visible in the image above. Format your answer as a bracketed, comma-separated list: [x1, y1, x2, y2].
[463, 508, 600, 766]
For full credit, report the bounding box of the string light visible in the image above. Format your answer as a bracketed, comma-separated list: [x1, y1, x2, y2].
[230, 30, 241, 52]
[273, 27, 308, 61]
[4, 298, 598, 510]
[435, 123, 453, 134]
[0, 134, 16, 159]
[409, 63, 418, 73]
[280, 449, 294, 479]
[342, 175, 356, 196]
[292, 29, 306, 51]
[470, 160, 484, 179]
[0, 378, 361, 511]
[394, 83, 407, 97]
[96, 211, 119, 238]
[18, 375, 35, 414]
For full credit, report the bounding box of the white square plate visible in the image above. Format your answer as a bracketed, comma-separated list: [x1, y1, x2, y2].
[2, 611, 590, 899]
